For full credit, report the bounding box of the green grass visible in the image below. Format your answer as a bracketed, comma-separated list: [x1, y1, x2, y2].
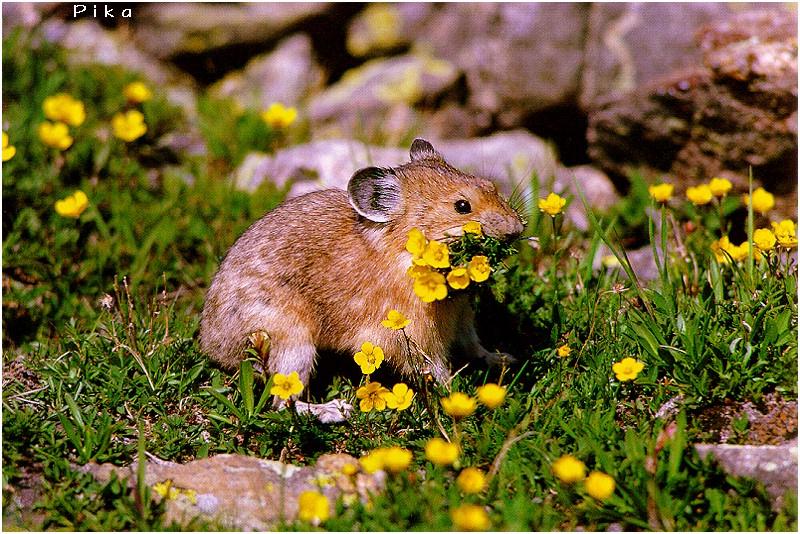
[2, 27, 797, 531]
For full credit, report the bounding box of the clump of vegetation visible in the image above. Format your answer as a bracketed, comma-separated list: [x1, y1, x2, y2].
[2, 27, 796, 531]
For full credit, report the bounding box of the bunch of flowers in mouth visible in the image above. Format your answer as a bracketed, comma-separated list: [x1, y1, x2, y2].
[406, 222, 513, 303]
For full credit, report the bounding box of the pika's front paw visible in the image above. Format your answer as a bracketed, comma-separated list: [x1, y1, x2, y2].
[295, 399, 353, 423]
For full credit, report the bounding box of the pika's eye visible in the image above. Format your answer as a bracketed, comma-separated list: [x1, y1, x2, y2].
[454, 199, 471, 214]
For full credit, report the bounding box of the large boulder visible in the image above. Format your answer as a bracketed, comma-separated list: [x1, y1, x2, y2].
[131, 3, 331, 60]
[343, 3, 587, 135]
[413, 3, 588, 122]
[81, 453, 382, 530]
[580, 3, 738, 109]
[695, 441, 797, 511]
[235, 131, 559, 201]
[587, 8, 797, 213]
[307, 51, 459, 143]
[209, 34, 325, 111]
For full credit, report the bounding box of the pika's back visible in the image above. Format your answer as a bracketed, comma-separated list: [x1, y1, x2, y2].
[218, 190, 362, 279]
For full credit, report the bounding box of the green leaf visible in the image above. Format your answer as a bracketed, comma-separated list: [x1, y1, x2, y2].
[239, 360, 254, 417]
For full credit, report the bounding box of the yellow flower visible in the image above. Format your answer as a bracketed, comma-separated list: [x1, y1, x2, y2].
[601, 255, 621, 268]
[728, 241, 750, 262]
[743, 187, 775, 215]
[43, 93, 85, 127]
[112, 110, 147, 142]
[407, 264, 432, 278]
[3, 132, 16, 161]
[557, 344, 571, 358]
[733, 241, 764, 262]
[466, 255, 491, 283]
[123, 81, 153, 103]
[38, 121, 73, 150]
[381, 309, 410, 330]
[538, 192, 567, 216]
[475, 383, 506, 409]
[297, 490, 329, 524]
[771, 220, 797, 248]
[359, 449, 387, 473]
[424, 437, 459, 466]
[182, 488, 197, 505]
[446, 267, 470, 290]
[456, 467, 487, 494]
[385, 383, 414, 411]
[270, 371, 304, 400]
[552, 454, 586, 484]
[753, 228, 776, 251]
[612, 357, 644, 382]
[686, 184, 713, 206]
[711, 236, 735, 263]
[585, 471, 615, 500]
[462, 221, 483, 235]
[422, 240, 450, 269]
[708, 177, 732, 197]
[356, 381, 391, 412]
[261, 102, 298, 129]
[353, 341, 385, 374]
[405, 227, 428, 258]
[413, 271, 448, 302]
[152, 480, 181, 500]
[381, 446, 412, 473]
[55, 191, 89, 218]
[441, 392, 476, 418]
[451, 504, 490, 531]
[648, 183, 673, 203]
[341, 462, 359, 477]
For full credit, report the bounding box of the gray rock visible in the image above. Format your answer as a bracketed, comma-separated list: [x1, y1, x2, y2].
[235, 131, 559, 202]
[411, 3, 588, 118]
[587, 8, 797, 216]
[432, 131, 560, 198]
[2, 2, 56, 33]
[580, 3, 736, 109]
[209, 34, 325, 110]
[593, 244, 660, 282]
[235, 140, 406, 198]
[308, 52, 459, 143]
[555, 165, 619, 232]
[342, 3, 588, 134]
[81, 453, 383, 530]
[132, 3, 330, 59]
[695, 440, 798, 510]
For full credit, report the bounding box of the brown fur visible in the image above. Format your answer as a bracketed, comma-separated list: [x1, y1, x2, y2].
[199, 141, 524, 387]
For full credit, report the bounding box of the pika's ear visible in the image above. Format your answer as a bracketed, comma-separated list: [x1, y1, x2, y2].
[347, 167, 403, 223]
[410, 138, 444, 162]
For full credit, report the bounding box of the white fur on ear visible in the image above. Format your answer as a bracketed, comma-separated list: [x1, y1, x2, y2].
[410, 138, 443, 162]
[347, 167, 403, 223]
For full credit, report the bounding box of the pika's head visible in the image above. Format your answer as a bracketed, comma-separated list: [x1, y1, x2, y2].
[347, 139, 525, 241]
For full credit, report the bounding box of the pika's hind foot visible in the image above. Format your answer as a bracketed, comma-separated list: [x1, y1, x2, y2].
[247, 330, 271, 371]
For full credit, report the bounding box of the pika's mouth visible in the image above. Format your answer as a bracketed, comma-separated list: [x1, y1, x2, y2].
[440, 224, 524, 243]
[442, 225, 466, 239]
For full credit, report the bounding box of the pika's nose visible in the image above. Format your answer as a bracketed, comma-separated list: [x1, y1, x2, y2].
[485, 212, 525, 239]
[510, 215, 525, 238]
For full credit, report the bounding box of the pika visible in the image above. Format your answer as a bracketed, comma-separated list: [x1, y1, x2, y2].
[200, 139, 524, 421]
